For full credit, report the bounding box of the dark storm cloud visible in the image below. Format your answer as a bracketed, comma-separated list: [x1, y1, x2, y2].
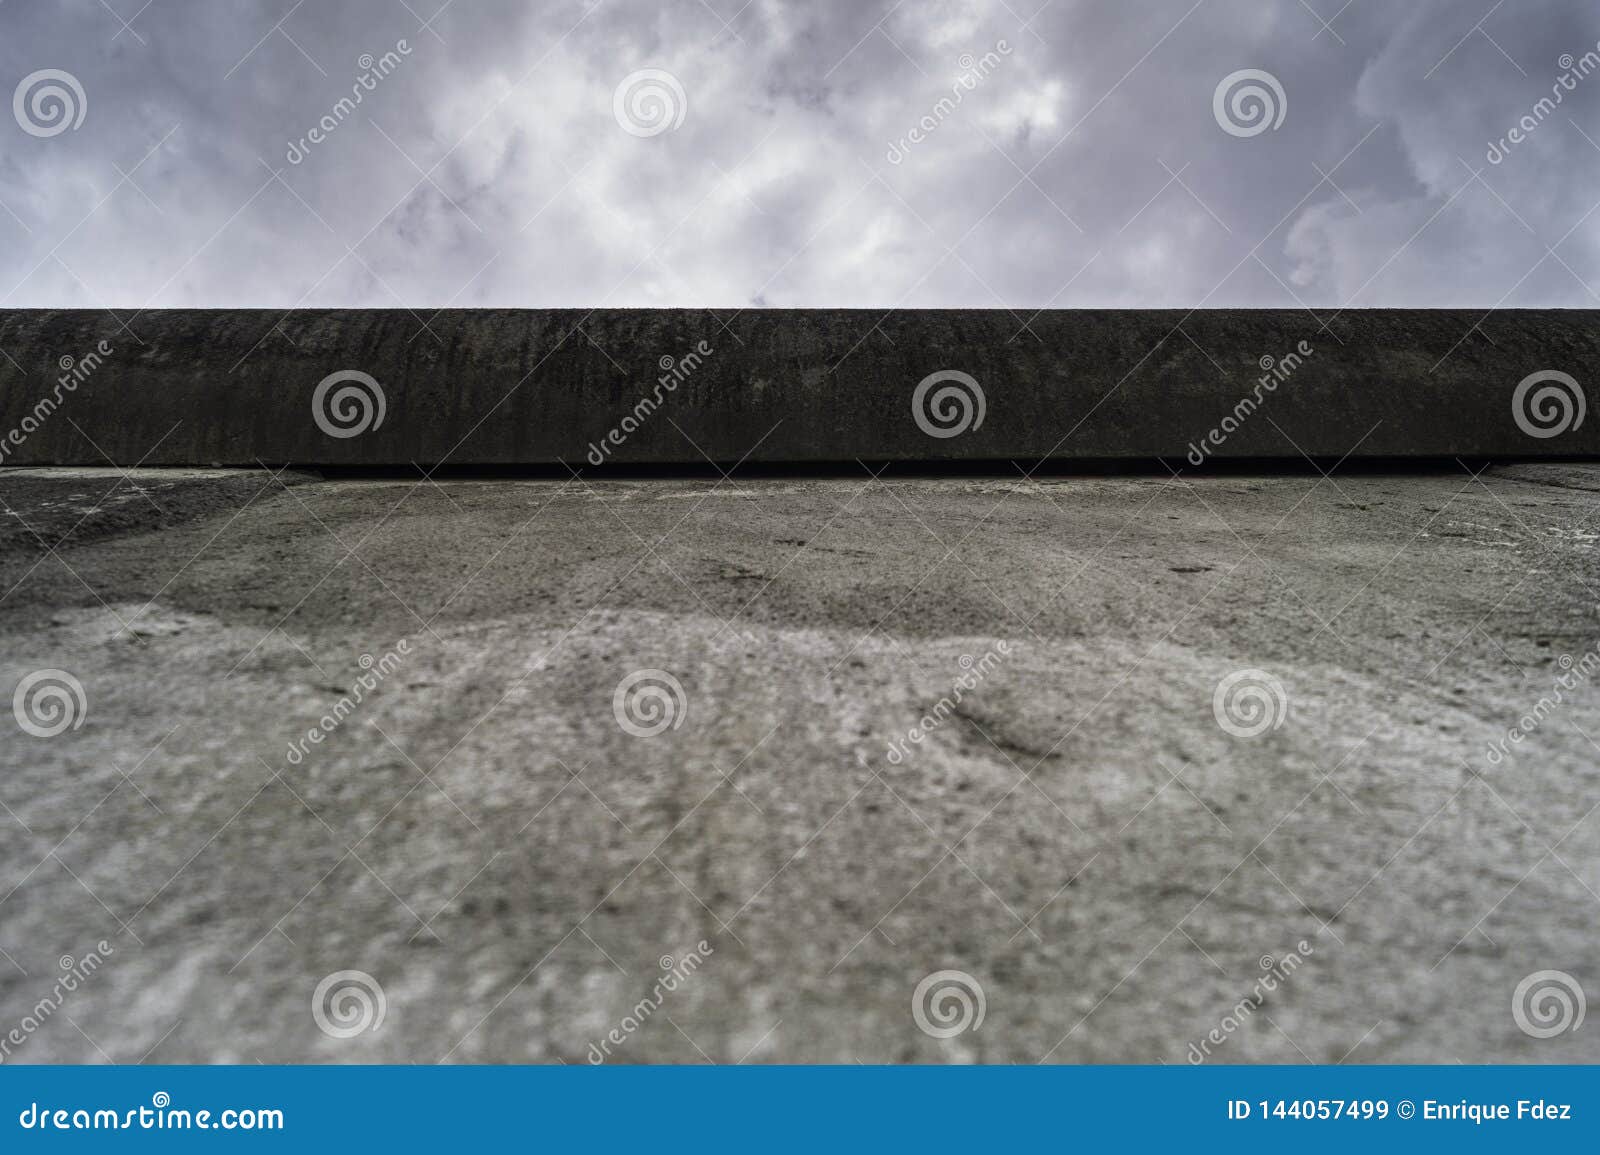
[1, 0, 1597, 307]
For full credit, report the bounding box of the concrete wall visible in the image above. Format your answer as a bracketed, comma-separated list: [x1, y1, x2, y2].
[0, 309, 1595, 465]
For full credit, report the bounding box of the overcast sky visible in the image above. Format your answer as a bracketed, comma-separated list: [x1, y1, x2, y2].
[2, 0, 1598, 308]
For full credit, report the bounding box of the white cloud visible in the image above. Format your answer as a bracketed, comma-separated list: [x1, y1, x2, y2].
[1, 0, 1596, 308]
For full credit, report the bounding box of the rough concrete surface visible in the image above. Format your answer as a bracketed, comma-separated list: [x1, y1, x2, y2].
[1, 464, 1598, 1064]
[2, 309, 1597, 464]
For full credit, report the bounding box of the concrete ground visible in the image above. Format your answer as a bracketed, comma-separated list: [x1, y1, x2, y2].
[1, 463, 1597, 1064]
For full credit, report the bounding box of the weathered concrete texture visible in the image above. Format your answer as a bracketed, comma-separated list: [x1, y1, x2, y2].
[1, 309, 1597, 465]
[0, 468, 320, 555]
[1, 465, 1598, 1064]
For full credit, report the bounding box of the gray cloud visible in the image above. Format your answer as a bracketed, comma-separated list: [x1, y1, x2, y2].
[2, 0, 1597, 309]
